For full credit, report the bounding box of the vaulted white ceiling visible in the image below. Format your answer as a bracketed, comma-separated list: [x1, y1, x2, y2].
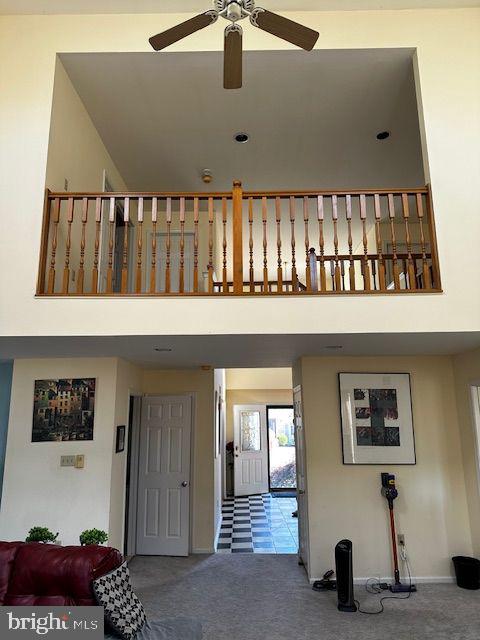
[0, 0, 478, 14]
[61, 48, 425, 192]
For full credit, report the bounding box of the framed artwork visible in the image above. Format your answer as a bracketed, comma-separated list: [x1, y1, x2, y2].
[32, 378, 96, 442]
[115, 425, 126, 453]
[338, 373, 415, 465]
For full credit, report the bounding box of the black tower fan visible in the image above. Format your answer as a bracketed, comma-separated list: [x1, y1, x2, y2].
[335, 539, 357, 612]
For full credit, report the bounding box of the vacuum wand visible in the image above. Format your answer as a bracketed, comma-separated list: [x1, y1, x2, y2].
[381, 473, 416, 593]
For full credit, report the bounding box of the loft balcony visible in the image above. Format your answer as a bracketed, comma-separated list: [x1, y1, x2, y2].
[36, 181, 441, 297]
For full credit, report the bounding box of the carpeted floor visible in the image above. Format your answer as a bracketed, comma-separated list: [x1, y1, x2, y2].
[129, 554, 480, 640]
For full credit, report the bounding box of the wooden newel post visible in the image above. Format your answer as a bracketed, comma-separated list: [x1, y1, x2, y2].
[232, 180, 244, 294]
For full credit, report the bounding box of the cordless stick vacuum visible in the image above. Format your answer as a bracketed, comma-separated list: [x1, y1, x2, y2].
[381, 473, 416, 593]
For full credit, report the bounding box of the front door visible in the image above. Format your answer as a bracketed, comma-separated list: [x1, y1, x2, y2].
[136, 395, 191, 556]
[294, 386, 310, 571]
[233, 404, 269, 496]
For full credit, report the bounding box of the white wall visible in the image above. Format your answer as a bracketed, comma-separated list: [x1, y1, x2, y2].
[214, 369, 225, 538]
[0, 10, 479, 338]
[294, 355, 473, 581]
[0, 358, 118, 546]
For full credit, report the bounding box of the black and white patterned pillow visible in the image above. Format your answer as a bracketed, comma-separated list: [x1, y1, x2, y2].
[93, 562, 147, 640]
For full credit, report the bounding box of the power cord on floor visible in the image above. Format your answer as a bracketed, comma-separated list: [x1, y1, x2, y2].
[354, 548, 414, 615]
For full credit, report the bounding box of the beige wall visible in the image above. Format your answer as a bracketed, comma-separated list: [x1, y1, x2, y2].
[1, 10, 479, 337]
[226, 368, 292, 390]
[294, 355, 473, 581]
[46, 58, 127, 193]
[214, 369, 225, 536]
[0, 358, 119, 546]
[142, 368, 215, 553]
[453, 347, 480, 557]
[108, 358, 142, 551]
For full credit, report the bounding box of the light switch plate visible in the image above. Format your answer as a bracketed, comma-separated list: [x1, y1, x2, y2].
[60, 455, 76, 467]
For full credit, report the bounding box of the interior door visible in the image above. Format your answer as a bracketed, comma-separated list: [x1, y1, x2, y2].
[136, 395, 191, 556]
[234, 404, 269, 497]
[293, 386, 310, 571]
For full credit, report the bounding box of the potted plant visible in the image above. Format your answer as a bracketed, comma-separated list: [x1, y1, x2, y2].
[79, 529, 108, 546]
[25, 526, 59, 544]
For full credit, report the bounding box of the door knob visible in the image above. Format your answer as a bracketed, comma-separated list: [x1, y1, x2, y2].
[181, 481, 188, 487]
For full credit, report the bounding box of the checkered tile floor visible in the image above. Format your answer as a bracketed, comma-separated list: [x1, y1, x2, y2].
[216, 494, 298, 554]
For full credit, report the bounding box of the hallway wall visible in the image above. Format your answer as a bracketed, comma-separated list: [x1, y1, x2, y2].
[0, 362, 13, 507]
[294, 355, 473, 582]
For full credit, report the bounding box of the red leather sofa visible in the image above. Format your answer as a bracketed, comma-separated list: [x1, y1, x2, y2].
[0, 541, 123, 606]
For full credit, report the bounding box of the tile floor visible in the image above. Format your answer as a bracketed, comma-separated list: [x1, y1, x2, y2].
[216, 493, 298, 554]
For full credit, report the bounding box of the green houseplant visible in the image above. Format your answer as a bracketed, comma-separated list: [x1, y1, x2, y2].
[79, 528, 109, 546]
[25, 526, 59, 544]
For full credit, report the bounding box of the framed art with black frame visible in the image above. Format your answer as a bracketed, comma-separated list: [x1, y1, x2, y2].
[115, 425, 126, 453]
[338, 373, 416, 465]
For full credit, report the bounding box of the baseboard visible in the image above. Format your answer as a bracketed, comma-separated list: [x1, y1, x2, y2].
[309, 575, 455, 585]
[192, 547, 215, 554]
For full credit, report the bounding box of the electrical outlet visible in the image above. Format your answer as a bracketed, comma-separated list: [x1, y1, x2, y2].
[397, 533, 405, 546]
[75, 455, 85, 469]
[60, 455, 76, 467]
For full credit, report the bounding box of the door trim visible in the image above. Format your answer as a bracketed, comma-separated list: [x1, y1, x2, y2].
[126, 393, 195, 556]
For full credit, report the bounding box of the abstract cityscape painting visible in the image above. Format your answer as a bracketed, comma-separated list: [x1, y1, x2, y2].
[32, 378, 96, 442]
[339, 373, 415, 465]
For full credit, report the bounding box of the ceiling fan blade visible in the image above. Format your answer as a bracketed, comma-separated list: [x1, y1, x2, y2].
[149, 11, 218, 51]
[224, 25, 243, 90]
[250, 9, 319, 51]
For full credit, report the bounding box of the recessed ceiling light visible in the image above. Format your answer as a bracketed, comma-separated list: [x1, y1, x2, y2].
[324, 345, 343, 350]
[376, 131, 390, 140]
[234, 132, 249, 144]
[154, 348, 172, 352]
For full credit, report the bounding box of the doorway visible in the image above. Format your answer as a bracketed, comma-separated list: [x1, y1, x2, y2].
[266, 405, 296, 492]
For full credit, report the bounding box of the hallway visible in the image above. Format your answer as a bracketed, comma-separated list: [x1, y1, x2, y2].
[216, 494, 298, 554]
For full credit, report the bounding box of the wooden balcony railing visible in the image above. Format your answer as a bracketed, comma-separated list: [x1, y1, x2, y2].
[36, 182, 441, 296]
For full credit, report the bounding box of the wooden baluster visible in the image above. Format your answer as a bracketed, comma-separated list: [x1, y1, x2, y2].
[360, 195, 371, 291]
[248, 197, 254, 292]
[341, 259, 345, 290]
[426, 185, 441, 289]
[208, 197, 214, 294]
[62, 197, 74, 294]
[193, 197, 199, 293]
[332, 195, 342, 291]
[37, 190, 52, 294]
[346, 195, 355, 291]
[165, 197, 172, 293]
[232, 181, 244, 294]
[136, 197, 144, 294]
[402, 193, 416, 290]
[416, 193, 431, 289]
[330, 259, 335, 290]
[106, 197, 115, 293]
[120, 197, 130, 293]
[150, 197, 157, 294]
[76, 197, 88, 294]
[289, 196, 298, 291]
[222, 197, 228, 293]
[388, 194, 401, 290]
[276, 197, 283, 292]
[179, 196, 186, 293]
[317, 196, 326, 291]
[47, 198, 61, 294]
[304, 197, 312, 292]
[91, 197, 101, 294]
[374, 194, 386, 290]
[262, 196, 268, 292]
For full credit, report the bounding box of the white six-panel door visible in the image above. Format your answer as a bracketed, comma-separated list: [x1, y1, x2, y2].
[136, 395, 191, 556]
[233, 404, 269, 496]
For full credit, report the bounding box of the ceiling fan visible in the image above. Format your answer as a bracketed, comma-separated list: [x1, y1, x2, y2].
[149, 1, 319, 90]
